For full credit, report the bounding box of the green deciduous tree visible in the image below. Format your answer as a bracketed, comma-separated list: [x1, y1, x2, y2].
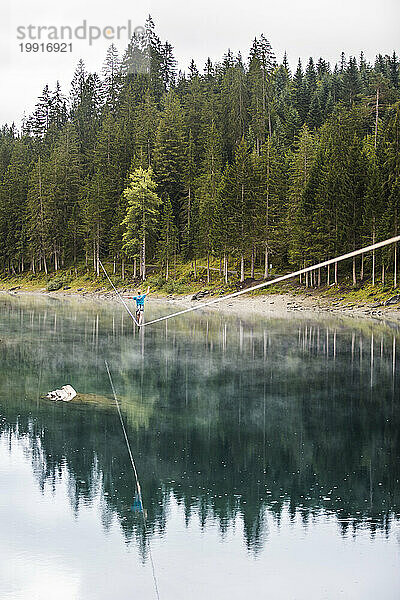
[121, 167, 161, 280]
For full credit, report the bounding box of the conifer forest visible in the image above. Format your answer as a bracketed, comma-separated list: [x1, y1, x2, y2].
[1, 17, 399, 286]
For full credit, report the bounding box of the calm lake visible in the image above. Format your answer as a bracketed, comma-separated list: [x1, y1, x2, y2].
[0, 294, 399, 600]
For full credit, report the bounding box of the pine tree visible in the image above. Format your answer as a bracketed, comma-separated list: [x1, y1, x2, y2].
[121, 167, 162, 280]
[28, 85, 53, 138]
[221, 137, 253, 281]
[248, 35, 276, 153]
[287, 125, 316, 271]
[383, 102, 400, 286]
[27, 156, 52, 273]
[133, 92, 160, 168]
[154, 91, 186, 229]
[253, 139, 284, 277]
[0, 140, 29, 272]
[197, 120, 223, 282]
[46, 123, 83, 267]
[83, 113, 124, 274]
[181, 130, 197, 260]
[158, 195, 178, 280]
[221, 54, 249, 159]
[102, 44, 122, 113]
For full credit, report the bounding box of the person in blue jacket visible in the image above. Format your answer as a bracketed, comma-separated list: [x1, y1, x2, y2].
[130, 286, 150, 325]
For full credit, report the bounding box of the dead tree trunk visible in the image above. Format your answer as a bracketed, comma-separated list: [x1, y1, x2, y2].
[372, 226, 376, 286]
[374, 85, 380, 150]
[264, 244, 269, 278]
[240, 255, 245, 282]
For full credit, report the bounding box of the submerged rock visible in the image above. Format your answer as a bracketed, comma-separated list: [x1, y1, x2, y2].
[72, 393, 114, 406]
[46, 385, 77, 402]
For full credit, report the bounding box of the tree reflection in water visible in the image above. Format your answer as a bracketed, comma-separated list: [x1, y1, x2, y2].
[0, 294, 399, 557]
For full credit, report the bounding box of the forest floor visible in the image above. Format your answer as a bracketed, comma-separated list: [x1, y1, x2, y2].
[1, 263, 400, 323]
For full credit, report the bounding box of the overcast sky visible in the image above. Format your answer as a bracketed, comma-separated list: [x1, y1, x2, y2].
[1, 0, 399, 127]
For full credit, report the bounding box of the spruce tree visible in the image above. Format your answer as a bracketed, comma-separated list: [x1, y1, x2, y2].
[158, 195, 178, 280]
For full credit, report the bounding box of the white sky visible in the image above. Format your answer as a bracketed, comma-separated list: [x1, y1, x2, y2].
[1, 0, 399, 127]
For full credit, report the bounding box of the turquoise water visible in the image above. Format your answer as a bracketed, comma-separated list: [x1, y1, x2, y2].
[0, 294, 399, 599]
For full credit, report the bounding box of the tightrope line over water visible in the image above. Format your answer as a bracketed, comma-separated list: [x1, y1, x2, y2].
[143, 235, 400, 327]
[105, 360, 161, 600]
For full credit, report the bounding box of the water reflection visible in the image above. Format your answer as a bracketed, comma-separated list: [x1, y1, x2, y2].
[0, 294, 400, 560]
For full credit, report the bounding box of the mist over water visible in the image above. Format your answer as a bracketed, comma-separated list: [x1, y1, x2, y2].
[0, 294, 400, 599]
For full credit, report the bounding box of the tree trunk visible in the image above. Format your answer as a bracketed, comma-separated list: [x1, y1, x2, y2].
[360, 253, 364, 281]
[142, 232, 146, 281]
[352, 256, 356, 287]
[224, 252, 228, 284]
[372, 250, 375, 286]
[122, 258, 125, 280]
[327, 264, 330, 286]
[394, 214, 398, 288]
[374, 86, 380, 150]
[207, 254, 210, 284]
[194, 258, 197, 279]
[334, 261, 338, 285]
[96, 241, 99, 277]
[240, 255, 245, 282]
[166, 259, 169, 281]
[250, 246, 255, 279]
[113, 256, 116, 275]
[133, 257, 136, 279]
[318, 267, 321, 287]
[382, 262, 385, 285]
[264, 244, 269, 278]
[372, 226, 376, 286]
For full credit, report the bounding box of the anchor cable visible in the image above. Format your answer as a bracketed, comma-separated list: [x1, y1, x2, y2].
[99, 260, 140, 327]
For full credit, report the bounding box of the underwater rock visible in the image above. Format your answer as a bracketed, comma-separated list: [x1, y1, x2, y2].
[46, 385, 77, 402]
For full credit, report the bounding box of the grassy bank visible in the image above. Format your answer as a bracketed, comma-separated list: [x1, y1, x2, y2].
[0, 260, 399, 309]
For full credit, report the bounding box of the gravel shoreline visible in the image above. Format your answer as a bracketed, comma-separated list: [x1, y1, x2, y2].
[2, 288, 400, 324]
